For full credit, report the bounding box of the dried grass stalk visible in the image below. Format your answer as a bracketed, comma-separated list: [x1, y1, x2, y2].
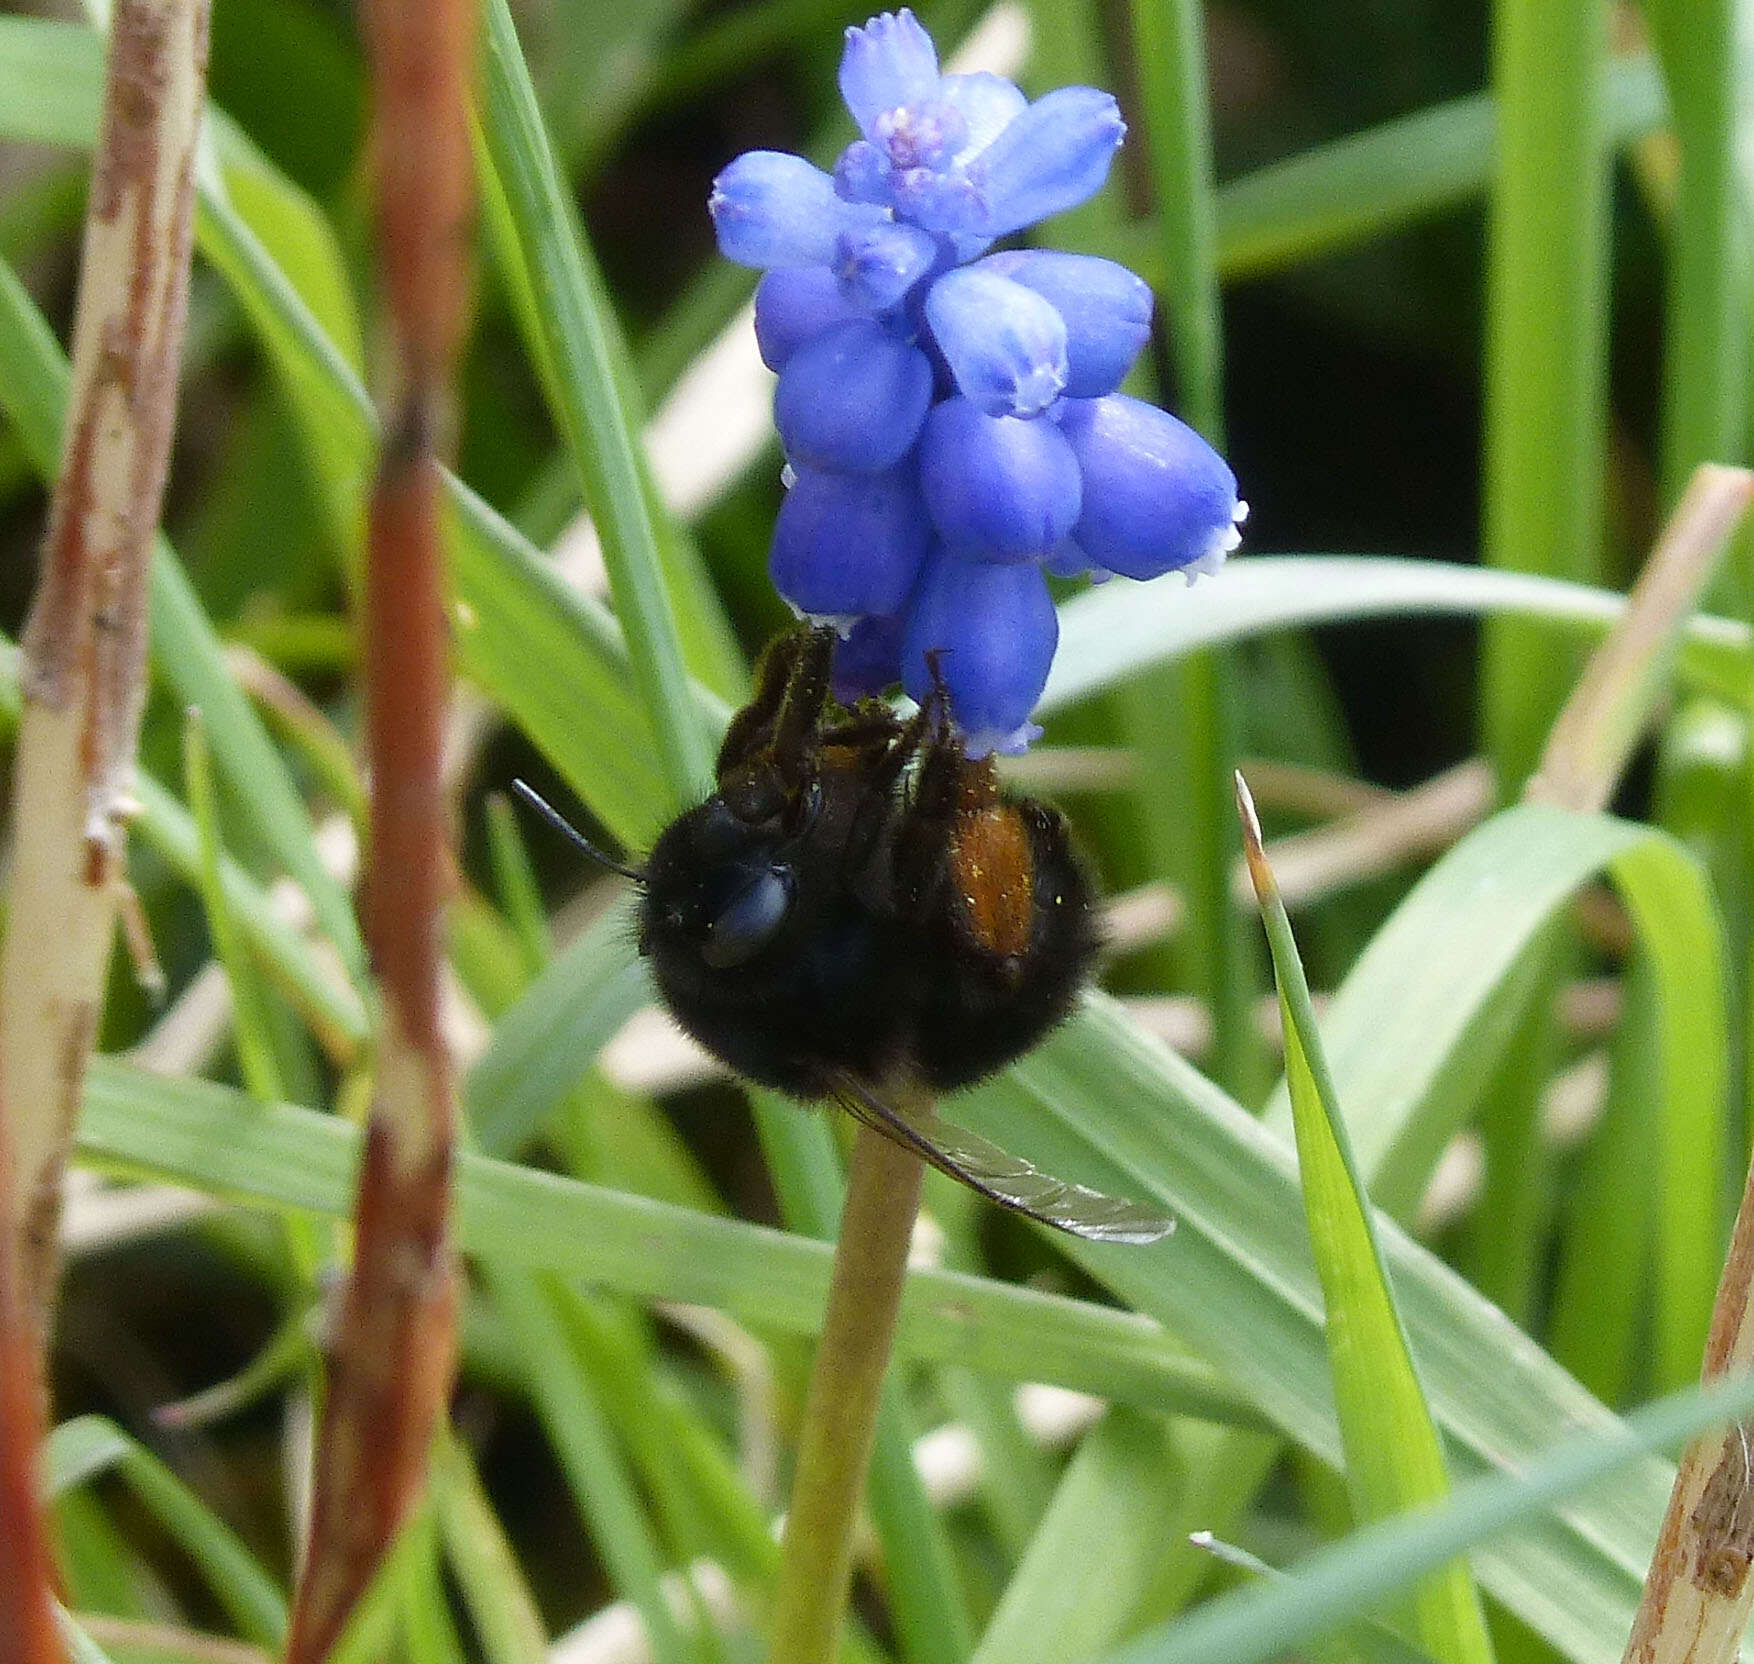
[1622, 1170, 1754, 1664]
[0, 0, 210, 1330]
[0, 9, 210, 1657]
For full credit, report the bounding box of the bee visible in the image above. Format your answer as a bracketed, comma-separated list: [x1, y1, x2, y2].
[516, 624, 1169, 1243]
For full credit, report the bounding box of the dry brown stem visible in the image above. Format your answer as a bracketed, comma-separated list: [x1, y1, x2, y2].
[282, 0, 473, 1657]
[1621, 1161, 1754, 1664]
[0, 10, 208, 1654]
[1530, 463, 1754, 814]
[0, 1120, 62, 1664]
[0, 0, 210, 1329]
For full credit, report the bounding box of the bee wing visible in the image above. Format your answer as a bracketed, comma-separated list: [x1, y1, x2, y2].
[829, 1073, 1173, 1245]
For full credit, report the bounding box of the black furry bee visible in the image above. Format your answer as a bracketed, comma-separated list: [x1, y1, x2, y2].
[517, 624, 1169, 1243]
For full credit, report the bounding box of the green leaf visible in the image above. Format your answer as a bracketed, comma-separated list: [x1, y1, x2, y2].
[482, 1268, 701, 1664]
[1203, 56, 1663, 281]
[0, 15, 103, 148]
[1643, 0, 1746, 521]
[0, 627, 365, 1050]
[1240, 782, 1492, 1664]
[1271, 805, 1726, 1384]
[183, 708, 286, 1104]
[475, 0, 721, 808]
[209, 110, 364, 374]
[1097, 1368, 1754, 1664]
[58, 1611, 119, 1664]
[942, 822, 1720, 1664]
[1478, 0, 1615, 787]
[45, 1417, 287, 1648]
[75, 1058, 1260, 1429]
[432, 1434, 548, 1664]
[973, 1410, 1191, 1664]
[464, 897, 650, 1157]
[0, 13, 710, 849]
[1043, 556, 1753, 717]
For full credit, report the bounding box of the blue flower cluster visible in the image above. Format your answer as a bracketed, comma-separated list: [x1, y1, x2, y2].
[710, 9, 1245, 754]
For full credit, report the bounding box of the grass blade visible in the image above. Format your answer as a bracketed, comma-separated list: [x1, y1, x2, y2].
[973, 1409, 1190, 1664]
[1237, 776, 1492, 1664]
[1098, 1369, 1754, 1664]
[1479, 0, 1615, 790]
[475, 0, 718, 808]
[432, 1434, 548, 1664]
[183, 708, 285, 1104]
[464, 897, 650, 1157]
[484, 1268, 699, 1664]
[1644, 0, 1747, 523]
[1042, 556, 1754, 719]
[45, 1417, 287, 1648]
[75, 1059, 1261, 1428]
[1201, 56, 1663, 282]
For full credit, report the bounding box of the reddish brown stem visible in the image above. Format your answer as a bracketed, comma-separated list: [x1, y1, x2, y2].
[283, 0, 473, 1658]
[0, 1122, 61, 1664]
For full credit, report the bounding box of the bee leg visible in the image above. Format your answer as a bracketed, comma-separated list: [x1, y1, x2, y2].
[716, 623, 824, 779]
[840, 701, 936, 880]
[719, 624, 837, 824]
[890, 706, 981, 920]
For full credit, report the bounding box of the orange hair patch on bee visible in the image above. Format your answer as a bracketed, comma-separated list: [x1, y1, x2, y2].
[950, 804, 1035, 963]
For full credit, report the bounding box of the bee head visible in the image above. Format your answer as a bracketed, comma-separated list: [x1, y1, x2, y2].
[640, 797, 797, 971]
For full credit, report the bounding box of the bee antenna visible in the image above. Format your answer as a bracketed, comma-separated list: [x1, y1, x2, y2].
[509, 780, 645, 883]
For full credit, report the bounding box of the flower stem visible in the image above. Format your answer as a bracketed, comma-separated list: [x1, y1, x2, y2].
[770, 1116, 925, 1664]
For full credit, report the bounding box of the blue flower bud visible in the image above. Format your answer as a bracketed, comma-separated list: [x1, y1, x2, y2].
[753, 268, 866, 371]
[925, 266, 1067, 418]
[919, 397, 1081, 562]
[1057, 394, 1245, 579]
[710, 152, 885, 268]
[774, 318, 935, 473]
[771, 465, 933, 623]
[832, 613, 905, 701]
[966, 87, 1125, 237]
[873, 99, 968, 171]
[840, 10, 940, 140]
[887, 165, 984, 233]
[903, 552, 1059, 755]
[939, 72, 1028, 160]
[981, 250, 1152, 398]
[834, 140, 897, 207]
[834, 221, 940, 312]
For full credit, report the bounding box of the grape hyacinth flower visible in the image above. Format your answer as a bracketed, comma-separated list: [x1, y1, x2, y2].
[710, 8, 1246, 754]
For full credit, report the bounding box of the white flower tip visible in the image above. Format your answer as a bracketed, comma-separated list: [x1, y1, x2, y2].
[803, 609, 863, 638]
[1186, 498, 1246, 583]
[1184, 545, 1230, 586]
[780, 461, 798, 490]
[962, 720, 1042, 758]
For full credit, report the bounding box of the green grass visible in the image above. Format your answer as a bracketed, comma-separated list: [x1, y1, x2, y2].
[1, 3, 1751, 1664]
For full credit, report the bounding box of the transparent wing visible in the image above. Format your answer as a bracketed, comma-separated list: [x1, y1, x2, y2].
[830, 1072, 1173, 1244]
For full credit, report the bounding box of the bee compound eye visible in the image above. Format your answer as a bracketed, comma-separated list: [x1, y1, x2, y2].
[700, 866, 795, 969]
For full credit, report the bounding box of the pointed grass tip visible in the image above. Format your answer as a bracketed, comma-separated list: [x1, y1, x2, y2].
[1233, 770, 1278, 909]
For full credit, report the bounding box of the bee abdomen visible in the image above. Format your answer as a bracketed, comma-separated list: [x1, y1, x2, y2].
[948, 802, 1035, 967]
